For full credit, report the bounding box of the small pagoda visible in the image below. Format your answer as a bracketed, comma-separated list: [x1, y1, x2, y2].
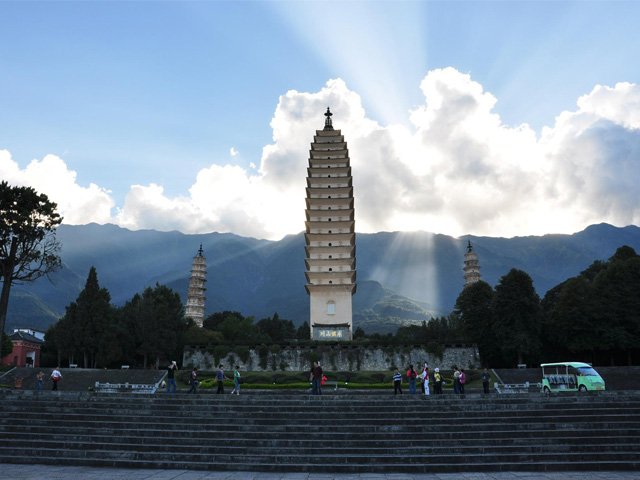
[185, 245, 207, 327]
[304, 108, 357, 340]
[463, 240, 482, 287]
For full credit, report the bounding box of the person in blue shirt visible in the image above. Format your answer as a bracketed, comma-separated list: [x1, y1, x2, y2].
[216, 364, 230, 394]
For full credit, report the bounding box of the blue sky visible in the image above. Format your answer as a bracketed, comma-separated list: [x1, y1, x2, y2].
[1, 1, 640, 239]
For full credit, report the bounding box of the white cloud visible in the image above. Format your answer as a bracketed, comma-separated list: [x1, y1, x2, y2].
[0, 151, 114, 225]
[3, 71, 640, 240]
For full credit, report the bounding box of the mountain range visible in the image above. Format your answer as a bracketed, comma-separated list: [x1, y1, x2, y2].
[6, 223, 640, 335]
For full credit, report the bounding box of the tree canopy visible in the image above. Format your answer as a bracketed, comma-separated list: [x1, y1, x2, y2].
[0, 181, 62, 357]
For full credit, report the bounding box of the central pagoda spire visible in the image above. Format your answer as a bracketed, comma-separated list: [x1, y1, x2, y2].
[304, 109, 356, 340]
[323, 107, 334, 131]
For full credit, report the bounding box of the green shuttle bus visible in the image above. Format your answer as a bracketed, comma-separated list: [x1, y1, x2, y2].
[541, 362, 605, 392]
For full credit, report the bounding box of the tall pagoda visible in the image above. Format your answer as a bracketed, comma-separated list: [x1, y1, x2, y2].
[463, 240, 482, 287]
[185, 245, 207, 327]
[304, 108, 357, 340]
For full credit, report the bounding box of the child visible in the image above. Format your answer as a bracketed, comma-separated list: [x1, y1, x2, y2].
[392, 369, 403, 395]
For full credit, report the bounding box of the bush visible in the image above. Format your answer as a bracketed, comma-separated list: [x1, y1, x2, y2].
[234, 346, 250, 364]
[258, 344, 269, 370]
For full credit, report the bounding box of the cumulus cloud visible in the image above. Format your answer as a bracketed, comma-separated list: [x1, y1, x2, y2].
[0, 151, 114, 225]
[3, 71, 640, 240]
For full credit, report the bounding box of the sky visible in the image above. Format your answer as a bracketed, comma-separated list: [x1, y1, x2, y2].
[1, 0, 640, 241]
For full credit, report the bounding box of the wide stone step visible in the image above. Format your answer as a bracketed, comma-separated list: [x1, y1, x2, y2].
[3, 416, 638, 434]
[2, 437, 639, 457]
[2, 429, 637, 448]
[1, 406, 640, 425]
[0, 453, 636, 474]
[0, 447, 639, 472]
[3, 390, 640, 473]
[5, 403, 640, 419]
[2, 423, 639, 444]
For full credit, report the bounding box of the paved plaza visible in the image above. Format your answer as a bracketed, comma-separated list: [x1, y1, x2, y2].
[2, 465, 640, 480]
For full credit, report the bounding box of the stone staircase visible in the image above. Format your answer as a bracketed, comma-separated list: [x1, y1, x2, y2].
[0, 390, 639, 473]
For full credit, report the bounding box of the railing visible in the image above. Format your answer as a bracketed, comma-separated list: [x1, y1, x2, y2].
[495, 382, 531, 394]
[94, 382, 156, 394]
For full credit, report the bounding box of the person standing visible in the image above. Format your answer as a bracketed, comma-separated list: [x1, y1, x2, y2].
[311, 361, 323, 395]
[36, 371, 44, 391]
[393, 369, 403, 395]
[459, 369, 466, 395]
[433, 368, 443, 395]
[166, 361, 178, 394]
[453, 366, 461, 395]
[230, 365, 241, 395]
[406, 365, 417, 395]
[482, 367, 492, 394]
[187, 367, 198, 394]
[216, 364, 230, 394]
[50, 367, 62, 391]
[421, 363, 430, 395]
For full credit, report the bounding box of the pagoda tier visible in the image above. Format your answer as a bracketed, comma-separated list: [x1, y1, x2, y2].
[463, 240, 482, 288]
[304, 108, 356, 340]
[185, 246, 207, 327]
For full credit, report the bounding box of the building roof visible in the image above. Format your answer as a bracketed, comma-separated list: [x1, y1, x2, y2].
[9, 330, 44, 344]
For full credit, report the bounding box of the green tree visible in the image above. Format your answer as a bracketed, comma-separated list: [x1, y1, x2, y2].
[592, 247, 640, 365]
[542, 276, 601, 361]
[183, 325, 224, 345]
[296, 321, 310, 340]
[48, 305, 82, 366]
[454, 281, 497, 365]
[217, 315, 266, 343]
[74, 267, 114, 368]
[492, 269, 543, 366]
[130, 284, 186, 369]
[0, 181, 62, 357]
[203, 311, 244, 331]
[257, 313, 296, 342]
[1, 332, 13, 358]
[353, 326, 366, 340]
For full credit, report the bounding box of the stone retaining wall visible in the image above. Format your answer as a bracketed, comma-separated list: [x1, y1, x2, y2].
[182, 344, 479, 372]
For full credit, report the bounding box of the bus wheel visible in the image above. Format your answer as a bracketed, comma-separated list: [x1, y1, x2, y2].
[544, 386, 550, 393]
[579, 385, 587, 392]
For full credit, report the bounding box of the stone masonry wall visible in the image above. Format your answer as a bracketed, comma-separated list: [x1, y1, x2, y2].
[183, 345, 479, 372]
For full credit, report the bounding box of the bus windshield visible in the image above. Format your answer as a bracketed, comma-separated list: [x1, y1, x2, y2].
[577, 367, 599, 377]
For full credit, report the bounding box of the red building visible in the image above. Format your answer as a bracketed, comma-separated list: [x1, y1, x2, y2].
[1, 329, 44, 368]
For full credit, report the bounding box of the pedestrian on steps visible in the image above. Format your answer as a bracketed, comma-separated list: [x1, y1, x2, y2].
[187, 367, 198, 394]
[393, 369, 403, 395]
[421, 363, 430, 395]
[407, 365, 417, 394]
[482, 367, 492, 394]
[311, 361, 323, 395]
[453, 366, 461, 395]
[433, 368, 443, 395]
[216, 364, 230, 394]
[230, 366, 241, 395]
[50, 367, 62, 391]
[36, 371, 44, 391]
[166, 361, 178, 394]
